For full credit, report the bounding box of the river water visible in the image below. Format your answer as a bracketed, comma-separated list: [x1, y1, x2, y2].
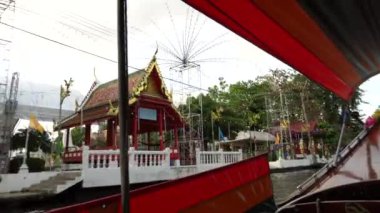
[271, 169, 317, 204]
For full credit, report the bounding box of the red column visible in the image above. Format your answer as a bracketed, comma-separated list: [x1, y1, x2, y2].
[65, 128, 70, 152]
[174, 127, 178, 149]
[106, 119, 114, 148]
[159, 109, 164, 150]
[115, 118, 119, 148]
[85, 124, 91, 146]
[132, 105, 138, 149]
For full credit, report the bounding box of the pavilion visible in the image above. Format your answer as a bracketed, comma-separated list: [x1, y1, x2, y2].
[59, 56, 185, 163]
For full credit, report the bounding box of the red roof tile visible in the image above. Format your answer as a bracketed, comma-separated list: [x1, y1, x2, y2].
[83, 70, 146, 109]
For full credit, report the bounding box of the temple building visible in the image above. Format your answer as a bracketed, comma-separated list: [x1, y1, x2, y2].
[59, 56, 185, 164]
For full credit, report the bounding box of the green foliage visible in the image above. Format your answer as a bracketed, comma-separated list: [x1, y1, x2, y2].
[9, 157, 22, 173]
[317, 122, 339, 145]
[94, 137, 106, 148]
[8, 157, 45, 173]
[11, 128, 52, 159]
[179, 69, 365, 146]
[27, 158, 45, 172]
[54, 132, 64, 154]
[71, 127, 84, 147]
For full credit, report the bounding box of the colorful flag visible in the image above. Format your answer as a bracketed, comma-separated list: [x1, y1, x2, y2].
[280, 120, 288, 128]
[29, 113, 44, 133]
[275, 132, 280, 144]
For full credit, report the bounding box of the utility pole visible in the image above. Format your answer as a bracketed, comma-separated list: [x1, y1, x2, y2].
[265, 96, 270, 151]
[228, 121, 230, 139]
[300, 92, 312, 153]
[279, 90, 284, 159]
[0, 72, 18, 173]
[284, 95, 294, 159]
[0, 1, 16, 173]
[211, 112, 214, 146]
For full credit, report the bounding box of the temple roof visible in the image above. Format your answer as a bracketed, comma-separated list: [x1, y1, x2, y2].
[58, 56, 182, 129]
[79, 57, 171, 111]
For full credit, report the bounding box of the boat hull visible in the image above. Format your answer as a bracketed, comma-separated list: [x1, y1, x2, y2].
[48, 153, 276, 212]
[278, 123, 380, 212]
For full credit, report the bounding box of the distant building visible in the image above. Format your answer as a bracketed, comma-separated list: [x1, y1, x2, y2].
[217, 130, 275, 158]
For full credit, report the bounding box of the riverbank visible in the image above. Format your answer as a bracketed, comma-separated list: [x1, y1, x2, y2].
[270, 163, 324, 173]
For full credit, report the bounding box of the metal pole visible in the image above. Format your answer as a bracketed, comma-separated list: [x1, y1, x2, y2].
[334, 106, 347, 165]
[117, 0, 130, 212]
[211, 112, 214, 144]
[228, 121, 230, 139]
[199, 94, 204, 149]
[188, 94, 192, 145]
[279, 91, 284, 158]
[20, 128, 30, 169]
[284, 95, 293, 158]
[300, 92, 312, 147]
[265, 96, 269, 150]
[198, 65, 204, 149]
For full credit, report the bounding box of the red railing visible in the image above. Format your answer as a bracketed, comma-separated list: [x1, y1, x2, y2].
[62, 149, 82, 164]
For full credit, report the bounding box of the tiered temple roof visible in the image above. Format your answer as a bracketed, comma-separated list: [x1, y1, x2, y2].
[59, 56, 183, 131]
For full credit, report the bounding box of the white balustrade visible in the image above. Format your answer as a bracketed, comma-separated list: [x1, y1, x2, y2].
[196, 148, 243, 166]
[82, 146, 170, 170]
[81, 146, 243, 187]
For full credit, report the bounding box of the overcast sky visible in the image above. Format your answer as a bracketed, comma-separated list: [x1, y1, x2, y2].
[1, 0, 379, 120]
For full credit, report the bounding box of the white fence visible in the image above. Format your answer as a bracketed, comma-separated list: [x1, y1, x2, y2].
[81, 146, 243, 187]
[196, 148, 243, 165]
[82, 146, 170, 169]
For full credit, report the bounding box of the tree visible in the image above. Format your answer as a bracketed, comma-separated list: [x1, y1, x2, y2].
[179, 68, 365, 150]
[11, 128, 52, 159]
[54, 132, 64, 155]
[71, 127, 84, 147]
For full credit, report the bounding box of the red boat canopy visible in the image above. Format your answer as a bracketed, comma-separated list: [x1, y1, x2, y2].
[184, 0, 380, 100]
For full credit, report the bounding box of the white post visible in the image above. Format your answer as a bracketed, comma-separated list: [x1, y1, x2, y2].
[195, 148, 201, 165]
[82, 146, 89, 169]
[19, 128, 31, 173]
[219, 148, 224, 164]
[173, 149, 180, 166]
[129, 147, 135, 167]
[165, 148, 170, 168]
[238, 149, 243, 161]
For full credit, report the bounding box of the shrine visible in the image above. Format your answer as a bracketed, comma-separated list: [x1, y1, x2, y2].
[59, 56, 184, 164]
[56, 56, 242, 188]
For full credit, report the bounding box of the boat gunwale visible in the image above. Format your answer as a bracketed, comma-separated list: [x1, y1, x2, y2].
[278, 123, 376, 207]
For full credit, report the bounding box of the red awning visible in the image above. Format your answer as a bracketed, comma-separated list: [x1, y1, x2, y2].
[184, 0, 380, 100]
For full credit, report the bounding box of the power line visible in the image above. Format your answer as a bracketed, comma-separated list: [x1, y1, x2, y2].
[0, 21, 118, 63]
[9, 4, 115, 42]
[0, 37, 10, 43]
[0, 22, 209, 93]
[161, 76, 208, 92]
